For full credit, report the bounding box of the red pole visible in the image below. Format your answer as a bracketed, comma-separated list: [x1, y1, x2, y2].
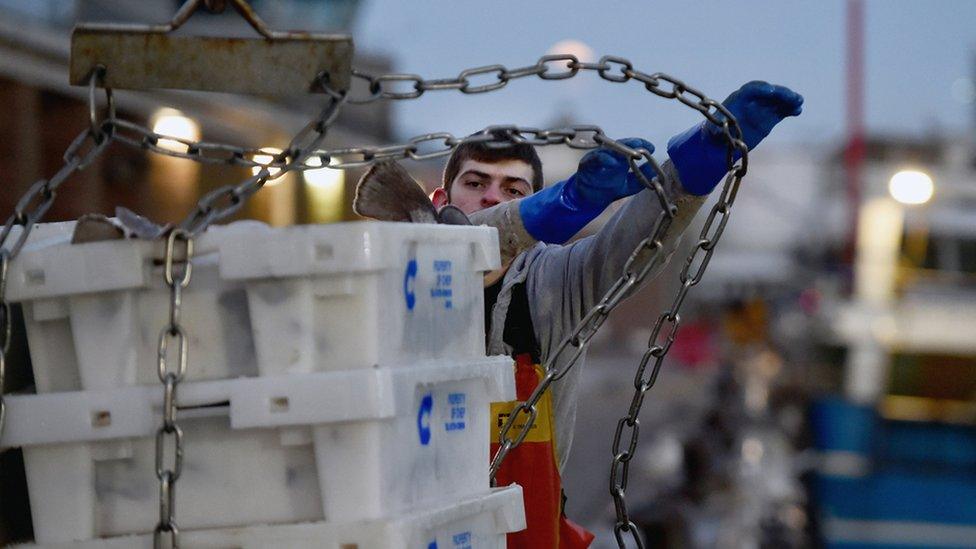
[844, 0, 866, 281]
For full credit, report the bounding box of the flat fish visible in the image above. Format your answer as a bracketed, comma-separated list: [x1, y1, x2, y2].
[353, 161, 470, 225]
[71, 207, 171, 244]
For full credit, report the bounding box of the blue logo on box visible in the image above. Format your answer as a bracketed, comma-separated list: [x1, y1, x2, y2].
[453, 532, 472, 548]
[417, 393, 433, 445]
[431, 259, 453, 309]
[445, 392, 466, 432]
[404, 259, 418, 311]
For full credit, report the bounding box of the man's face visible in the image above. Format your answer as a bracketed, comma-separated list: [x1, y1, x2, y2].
[438, 159, 535, 215]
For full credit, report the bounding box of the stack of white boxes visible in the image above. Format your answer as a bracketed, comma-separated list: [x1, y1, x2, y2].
[0, 220, 525, 548]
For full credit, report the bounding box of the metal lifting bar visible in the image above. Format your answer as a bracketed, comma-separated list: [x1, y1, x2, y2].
[69, 0, 354, 95]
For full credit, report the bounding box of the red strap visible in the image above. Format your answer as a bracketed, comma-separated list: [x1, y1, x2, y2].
[560, 516, 596, 548]
[492, 354, 594, 548]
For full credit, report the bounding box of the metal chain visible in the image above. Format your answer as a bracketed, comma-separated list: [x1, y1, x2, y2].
[334, 55, 752, 548]
[0, 53, 746, 549]
[607, 175, 745, 548]
[332, 54, 750, 547]
[0, 252, 9, 439]
[0, 68, 112, 440]
[153, 229, 192, 549]
[148, 77, 346, 546]
[175, 90, 346, 237]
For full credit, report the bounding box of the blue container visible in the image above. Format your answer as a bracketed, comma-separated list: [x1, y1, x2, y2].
[813, 472, 976, 548]
[810, 397, 877, 454]
[809, 397, 976, 547]
[880, 421, 976, 471]
[813, 472, 976, 524]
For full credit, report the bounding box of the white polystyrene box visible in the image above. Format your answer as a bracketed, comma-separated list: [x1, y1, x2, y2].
[6, 222, 263, 392]
[218, 222, 499, 376]
[4, 221, 500, 392]
[15, 485, 525, 548]
[1, 357, 515, 543]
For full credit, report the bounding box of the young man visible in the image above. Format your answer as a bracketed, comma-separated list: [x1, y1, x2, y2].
[432, 81, 803, 548]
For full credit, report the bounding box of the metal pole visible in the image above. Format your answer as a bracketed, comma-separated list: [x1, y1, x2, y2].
[844, 0, 866, 283]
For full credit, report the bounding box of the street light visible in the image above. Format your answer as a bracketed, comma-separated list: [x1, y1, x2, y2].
[251, 147, 284, 183]
[304, 156, 345, 223]
[150, 108, 200, 153]
[303, 156, 342, 189]
[546, 39, 595, 63]
[888, 169, 934, 205]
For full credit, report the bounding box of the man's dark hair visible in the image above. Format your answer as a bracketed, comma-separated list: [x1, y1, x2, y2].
[442, 140, 544, 196]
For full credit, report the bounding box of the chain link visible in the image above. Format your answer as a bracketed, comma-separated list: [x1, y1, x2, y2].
[605, 175, 746, 548]
[177, 89, 346, 237]
[0, 52, 748, 548]
[87, 65, 115, 144]
[153, 229, 192, 549]
[334, 53, 746, 187]
[0, 251, 9, 439]
[0, 68, 113, 441]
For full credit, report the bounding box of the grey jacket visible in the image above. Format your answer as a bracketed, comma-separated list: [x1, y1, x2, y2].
[486, 161, 706, 471]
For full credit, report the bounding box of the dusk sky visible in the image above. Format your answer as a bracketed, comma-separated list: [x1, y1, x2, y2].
[353, 1, 976, 150]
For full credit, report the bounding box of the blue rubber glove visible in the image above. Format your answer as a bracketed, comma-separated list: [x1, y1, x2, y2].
[519, 138, 655, 243]
[668, 81, 803, 196]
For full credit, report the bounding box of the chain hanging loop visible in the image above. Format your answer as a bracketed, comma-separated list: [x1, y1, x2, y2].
[0, 67, 116, 438]
[152, 229, 194, 548]
[0, 251, 9, 440]
[87, 64, 115, 144]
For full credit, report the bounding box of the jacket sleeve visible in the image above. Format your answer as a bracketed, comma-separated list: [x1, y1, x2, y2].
[518, 159, 709, 471]
[525, 160, 708, 359]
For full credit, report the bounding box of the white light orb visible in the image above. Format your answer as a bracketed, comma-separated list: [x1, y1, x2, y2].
[303, 156, 343, 189]
[888, 170, 934, 205]
[252, 147, 285, 183]
[150, 108, 200, 153]
[546, 39, 595, 63]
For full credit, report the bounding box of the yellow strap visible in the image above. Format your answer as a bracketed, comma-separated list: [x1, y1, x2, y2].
[489, 363, 555, 444]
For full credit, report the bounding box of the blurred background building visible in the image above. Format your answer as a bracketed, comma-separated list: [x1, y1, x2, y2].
[3, 0, 976, 547]
[0, 0, 393, 230]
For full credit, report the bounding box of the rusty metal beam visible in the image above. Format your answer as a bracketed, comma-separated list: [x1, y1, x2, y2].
[70, 27, 353, 95]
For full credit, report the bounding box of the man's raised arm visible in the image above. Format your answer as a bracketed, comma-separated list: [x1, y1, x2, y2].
[526, 81, 804, 343]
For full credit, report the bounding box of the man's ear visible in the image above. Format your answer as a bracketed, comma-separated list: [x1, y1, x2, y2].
[431, 187, 449, 208]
